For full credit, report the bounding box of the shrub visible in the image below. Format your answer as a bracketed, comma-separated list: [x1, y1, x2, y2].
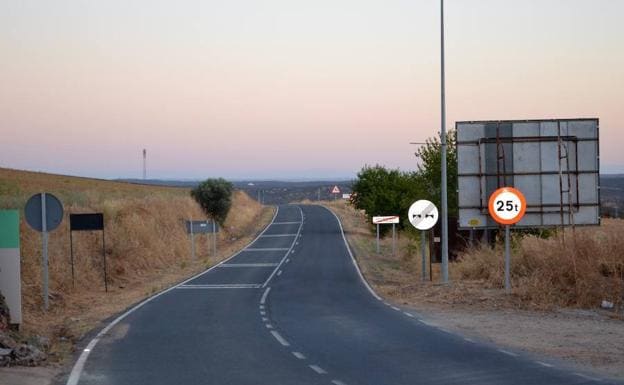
[191, 178, 233, 224]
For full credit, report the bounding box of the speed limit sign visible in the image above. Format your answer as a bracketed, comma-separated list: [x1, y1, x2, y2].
[488, 187, 526, 225]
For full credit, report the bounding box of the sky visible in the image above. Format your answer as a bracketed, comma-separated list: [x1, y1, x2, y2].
[1, 0, 622, 180]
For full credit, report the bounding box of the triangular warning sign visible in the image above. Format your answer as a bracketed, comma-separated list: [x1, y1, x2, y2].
[331, 185, 341, 194]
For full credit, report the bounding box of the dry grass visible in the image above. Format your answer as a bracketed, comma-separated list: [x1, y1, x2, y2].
[458, 221, 624, 309]
[0, 168, 274, 362]
[324, 198, 624, 312]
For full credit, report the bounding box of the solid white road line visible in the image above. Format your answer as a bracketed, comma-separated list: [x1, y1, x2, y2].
[246, 248, 290, 251]
[332, 380, 348, 385]
[536, 361, 553, 368]
[309, 365, 327, 374]
[270, 331, 290, 346]
[292, 351, 306, 360]
[262, 206, 304, 288]
[219, 263, 279, 267]
[573, 372, 601, 382]
[176, 284, 262, 289]
[260, 287, 271, 304]
[260, 234, 298, 238]
[498, 349, 518, 357]
[322, 206, 382, 301]
[65, 206, 282, 385]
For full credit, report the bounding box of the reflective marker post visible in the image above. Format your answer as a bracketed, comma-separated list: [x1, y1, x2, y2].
[212, 220, 217, 257]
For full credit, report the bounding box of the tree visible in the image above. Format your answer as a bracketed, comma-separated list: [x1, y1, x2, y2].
[415, 129, 458, 216]
[351, 165, 426, 235]
[191, 178, 233, 224]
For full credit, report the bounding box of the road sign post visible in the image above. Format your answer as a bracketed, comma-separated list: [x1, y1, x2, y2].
[69, 213, 106, 291]
[0, 210, 22, 326]
[25, 193, 64, 311]
[488, 187, 527, 293]
[408, 200, 439, 282]
[372, 216, 400, 255]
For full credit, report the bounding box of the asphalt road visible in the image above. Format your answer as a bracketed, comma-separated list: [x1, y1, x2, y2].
[63, 204, 611, 385]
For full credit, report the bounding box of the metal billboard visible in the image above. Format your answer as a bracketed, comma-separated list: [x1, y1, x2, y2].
[456, 118, 600, 229]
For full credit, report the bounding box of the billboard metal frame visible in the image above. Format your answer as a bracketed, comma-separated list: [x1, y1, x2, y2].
[456, 118, 600, 230]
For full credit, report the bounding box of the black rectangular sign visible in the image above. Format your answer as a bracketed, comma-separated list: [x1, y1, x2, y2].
[185, 220, 219, 234]
[70, 213, 104, 231]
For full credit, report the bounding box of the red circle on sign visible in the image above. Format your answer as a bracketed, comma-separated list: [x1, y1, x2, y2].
[488, 187, 527, 225]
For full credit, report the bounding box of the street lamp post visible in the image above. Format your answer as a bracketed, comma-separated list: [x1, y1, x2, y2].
[440, 0, 449, 284]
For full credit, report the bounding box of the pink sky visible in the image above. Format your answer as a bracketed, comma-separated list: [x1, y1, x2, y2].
[1, 0, 622, 179]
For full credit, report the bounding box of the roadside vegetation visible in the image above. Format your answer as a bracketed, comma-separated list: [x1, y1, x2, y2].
[0, 167, 274, 365]
[347, 129, 623, 311]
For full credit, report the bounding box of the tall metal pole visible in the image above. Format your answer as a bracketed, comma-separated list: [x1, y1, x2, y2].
[41, 193, 49, 311]
[440, 0, 449, 284]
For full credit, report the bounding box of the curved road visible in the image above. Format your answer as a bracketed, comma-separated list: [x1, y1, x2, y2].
[63, 204, 608, 385]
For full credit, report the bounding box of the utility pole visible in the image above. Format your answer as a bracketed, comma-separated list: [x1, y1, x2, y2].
[142, 149, 147, 180]
[439, 0, 449, 284]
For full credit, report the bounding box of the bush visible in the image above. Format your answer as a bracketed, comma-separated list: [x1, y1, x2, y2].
[191, 178, 234, 224]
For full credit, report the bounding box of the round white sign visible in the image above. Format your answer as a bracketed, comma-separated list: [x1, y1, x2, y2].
[408, 200, 439, 231]
[488, 187, 526, 225]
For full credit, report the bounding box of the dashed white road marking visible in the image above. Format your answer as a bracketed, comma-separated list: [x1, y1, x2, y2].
[177, 284, 262, 289]
[262, 317, 268, 322]
[260, 311, 266, 316]
[265, 324, 273, 329]
[403, 312, 415, 318]
[286, 258, 290, 263]
[464, 337, 474, 343]
[219, 263, 278, 268]
[270, 331, 290, 346]
[332, 380, 348, 385]
[262, 207, 304, 288]
[272, 221, 301, 225]
[277, 270, 282, 276]
[246, 248, 290, 252]
[292, 351, 306, 360]
[309, 365, 327, 374]
[498, 349, 518, 357]
[536, 361, 553, 368]
[260, 234, 298, 238]
[259, 305, 265, 309]
[391, 306, 400, 311]
[260, 287, 271, 304]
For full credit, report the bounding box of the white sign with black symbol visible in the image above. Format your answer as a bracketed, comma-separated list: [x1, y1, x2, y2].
[408, 200, 439, 231]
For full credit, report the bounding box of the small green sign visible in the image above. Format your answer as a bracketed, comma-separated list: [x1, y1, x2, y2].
[0, 210, 20, 249]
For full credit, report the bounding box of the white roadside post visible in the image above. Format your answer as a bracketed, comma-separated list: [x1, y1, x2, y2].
[408, 200, 439, 281]
[372, 216, 400, 255]
[488, 187, 526, 293]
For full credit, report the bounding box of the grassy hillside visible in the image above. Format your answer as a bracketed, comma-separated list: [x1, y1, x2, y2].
[0, 168, 273, 361]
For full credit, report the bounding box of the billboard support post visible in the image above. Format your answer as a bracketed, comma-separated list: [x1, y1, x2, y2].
[376, 224, 380, 254]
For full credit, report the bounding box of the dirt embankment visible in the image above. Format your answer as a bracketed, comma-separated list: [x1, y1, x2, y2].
[0, 168, 274, 370]
[324, 199, 624, 381]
